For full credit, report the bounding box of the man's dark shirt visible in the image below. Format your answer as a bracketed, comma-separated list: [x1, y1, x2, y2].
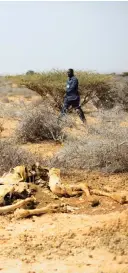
[66, 76, 79, 101]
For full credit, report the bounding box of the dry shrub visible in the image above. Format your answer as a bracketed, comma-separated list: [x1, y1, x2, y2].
[105, 76, 128, 111]
[31, 97, 44, 107]
[121, 72, 128, 77]
[91, 108, 128, 147]
[88, 76, 128, 111]
[87, 107, 128, 141]
[51, 108, 128, 173]
[0, 139, 38, 176]
[51, 138, 128, 173]
[15, 103, 73, 144]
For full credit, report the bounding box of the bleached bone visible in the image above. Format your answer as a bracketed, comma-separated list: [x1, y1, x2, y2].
[90, 189, 128, 204]
[0, 196, 36, 214]
[14, 203, 76, 219]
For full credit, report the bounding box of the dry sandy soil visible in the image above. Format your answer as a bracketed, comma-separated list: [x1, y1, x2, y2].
[0, 85, 128, 273]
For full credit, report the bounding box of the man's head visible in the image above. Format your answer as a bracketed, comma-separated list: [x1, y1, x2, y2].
[67, 69, 74, 78]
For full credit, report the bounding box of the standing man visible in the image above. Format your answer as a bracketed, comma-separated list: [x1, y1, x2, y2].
[59, 69, 86, 123]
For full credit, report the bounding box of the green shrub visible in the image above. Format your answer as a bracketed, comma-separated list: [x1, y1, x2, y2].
[6, 70, 111, 110]
[6, 70, 128, 111]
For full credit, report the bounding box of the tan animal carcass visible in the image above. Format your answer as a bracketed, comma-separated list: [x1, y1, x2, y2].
[48, 168, 128, 205]
[0, 185, 15, 205]
[0, 165, 28, 185]
[0, 163, 49, 185]
[48, 168, 81, 197]
[0, 163, 128, 217]
[0, 165, 38, 206]
[0, 182, 37, 206]
[48, 167, 90, 197]
[48, 168, 99, 206]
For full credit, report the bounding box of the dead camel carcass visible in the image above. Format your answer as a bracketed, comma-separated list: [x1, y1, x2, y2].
[0, 184, 15, 206]
[0, 165, 29, 185]
[0, 163, 49, 206]
[0, 163, 49, 185]
[48, 168, 99, 206]
[0, 164, 128, 218]
[0, 182, 37, 206]
[48, 168, 128, 205]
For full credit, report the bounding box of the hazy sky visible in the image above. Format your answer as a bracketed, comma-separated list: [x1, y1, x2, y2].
[0, 1, 128, 74]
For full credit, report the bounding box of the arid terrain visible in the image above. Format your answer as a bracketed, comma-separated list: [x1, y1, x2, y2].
[0, 75, 128, 273]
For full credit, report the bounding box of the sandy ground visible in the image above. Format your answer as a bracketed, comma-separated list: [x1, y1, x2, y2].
[0, 208, 127, 273]
[0, 168, 128, 273]
[0, 89, 128, 273]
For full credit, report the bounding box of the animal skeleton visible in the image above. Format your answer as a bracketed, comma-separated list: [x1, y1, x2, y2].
[0, 164, 127, 218]
[48, 168, 128, 204]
